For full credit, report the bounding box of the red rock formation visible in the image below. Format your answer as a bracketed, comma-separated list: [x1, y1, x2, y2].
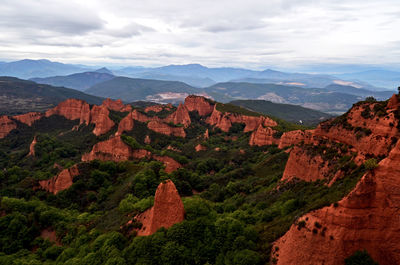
[164, 103, 191, 127]
[144, 135, 151, 144]
[102, 98, 131, 112]
[28, 136, 37, 156]
[387, 94, 400, 109]
[136, 180, 185, 236]
[90, 105, 115, 136]
[313, 103, 399, 158]
[82, 136, 151, 162]
[184, 95, 214, 116]
[0, 116, 17, 138]
[39, 165, 79, 194]
[153, 155, 182, 173]
[281, 146, 332, 182]
[116, 112, 135, 136]
[272, 141, 400, 265]
[207, 105, 277, 132]
[13, 112, 43, 126]
[195, 144, 207, 152]
[82, 136, 180, 172]
[147, 120, 186, 138]
[249, 124, 280, 146]
[45, 99, 91, 125]
[204, 129, 209, 139]
[278, 130, 314, 149]
[131, 109, 159, 123]
[144, 104, 173, 113]
[40, 228, 60, 246]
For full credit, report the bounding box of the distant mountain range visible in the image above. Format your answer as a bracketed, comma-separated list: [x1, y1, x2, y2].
[0, 77, 103, 115]
[2, 59, 397, 91]
[336, 70, 400, 90]
[85, 77, 198, 104]
[30, 69, 115, 91]
[0, 59, 91, 79]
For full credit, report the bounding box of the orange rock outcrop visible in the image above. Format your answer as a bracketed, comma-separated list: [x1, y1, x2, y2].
[102, 98, 132, 112]
[164, 104, 191, 127]
[195, 144, 207, 152]
[45, 99, 91, 125]
[28, 136, 37, 156]
[135, 180, 185, 236]
[207, 105, 277, 133]
[272, 141, 400, 265]
[39, 165, 79, 194]
[90, 105, 115, 136]
[0, 116, 17, 138]
[13, 112, 44, 126]
[116, 112, 135, 136]
[184, 95, 214, 116]
[147, 121, 186, 138]
[153, 155, 182, 173]
[249, 124, 280, 146]
[82, 136, 151, 162]
[82, 136, 181, 173]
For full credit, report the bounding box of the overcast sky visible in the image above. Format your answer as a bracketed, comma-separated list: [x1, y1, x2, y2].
[0, 0, 399, 69]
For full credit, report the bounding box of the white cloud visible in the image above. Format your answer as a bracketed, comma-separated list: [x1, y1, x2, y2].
[0, 0, 399, 69]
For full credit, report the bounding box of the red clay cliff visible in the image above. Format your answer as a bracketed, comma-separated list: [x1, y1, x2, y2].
[39, 165, 80, 194]
[272, 140, 400, 265]
[135, 180, 185, 236]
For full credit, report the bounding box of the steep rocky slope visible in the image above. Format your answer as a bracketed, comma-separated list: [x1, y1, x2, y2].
[134, 180, 185, 236]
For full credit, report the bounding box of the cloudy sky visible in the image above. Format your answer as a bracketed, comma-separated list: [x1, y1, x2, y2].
[0, 0, 399, 69]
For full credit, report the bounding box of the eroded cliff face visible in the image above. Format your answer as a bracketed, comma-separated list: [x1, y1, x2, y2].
[207, 105, 277, 133]
[116, 112, 135, 136]
[90, 105, 115, 136]
[82, 136, 149, 162]
[135, 180, 185, 236]
[184, 95, 214, 116]
[0, 116, 17, 138]
[272, 140, 400, 265]
[249, 124, 280, 146]
[102, 98, 132, 112]
[82, 136, 180, 173]
[28, 136, 37, 156]
[45, 99, 91, 125]
[147, 120, 186, 138]
[144, 104, 173, 113]
[39, 165, 80, 194]
[164, 104, 191, 128]
[13, 112, 44, 126]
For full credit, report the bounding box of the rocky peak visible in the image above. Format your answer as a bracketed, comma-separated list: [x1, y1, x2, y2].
[136, 180, 185, 236]
[39, 165, 80, 194]
[249, 124, 279, 146]
[102, 98, 132, 112]
[28, 136, 37, 156]
[184, 95, 214, 116]
[13, 112, 43, 126]
[147, 120, 186, 138]
[45, 98, 91, 125]
[0, 116, 17, 139]
[164, 103, 191, 128]
[387, 94, 400, 110]
[90, 105, 115, 136]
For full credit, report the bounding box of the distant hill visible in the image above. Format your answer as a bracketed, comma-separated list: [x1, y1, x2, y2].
[85, 76, 197, 103]
[31, 71, 115, 91]
[0, 76, 103, 115]
[0, 59, 90, 79]
[134, 72, 216, 88]
[205, 82, 360, 114]
[94, 67, 113, 74]
[324, 84, 394, 99]
[336, 70, 400, 90]
[229, 99, 332, 126]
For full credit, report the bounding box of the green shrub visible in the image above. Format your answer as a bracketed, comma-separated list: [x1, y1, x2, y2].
[364, 159, 378, 170]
